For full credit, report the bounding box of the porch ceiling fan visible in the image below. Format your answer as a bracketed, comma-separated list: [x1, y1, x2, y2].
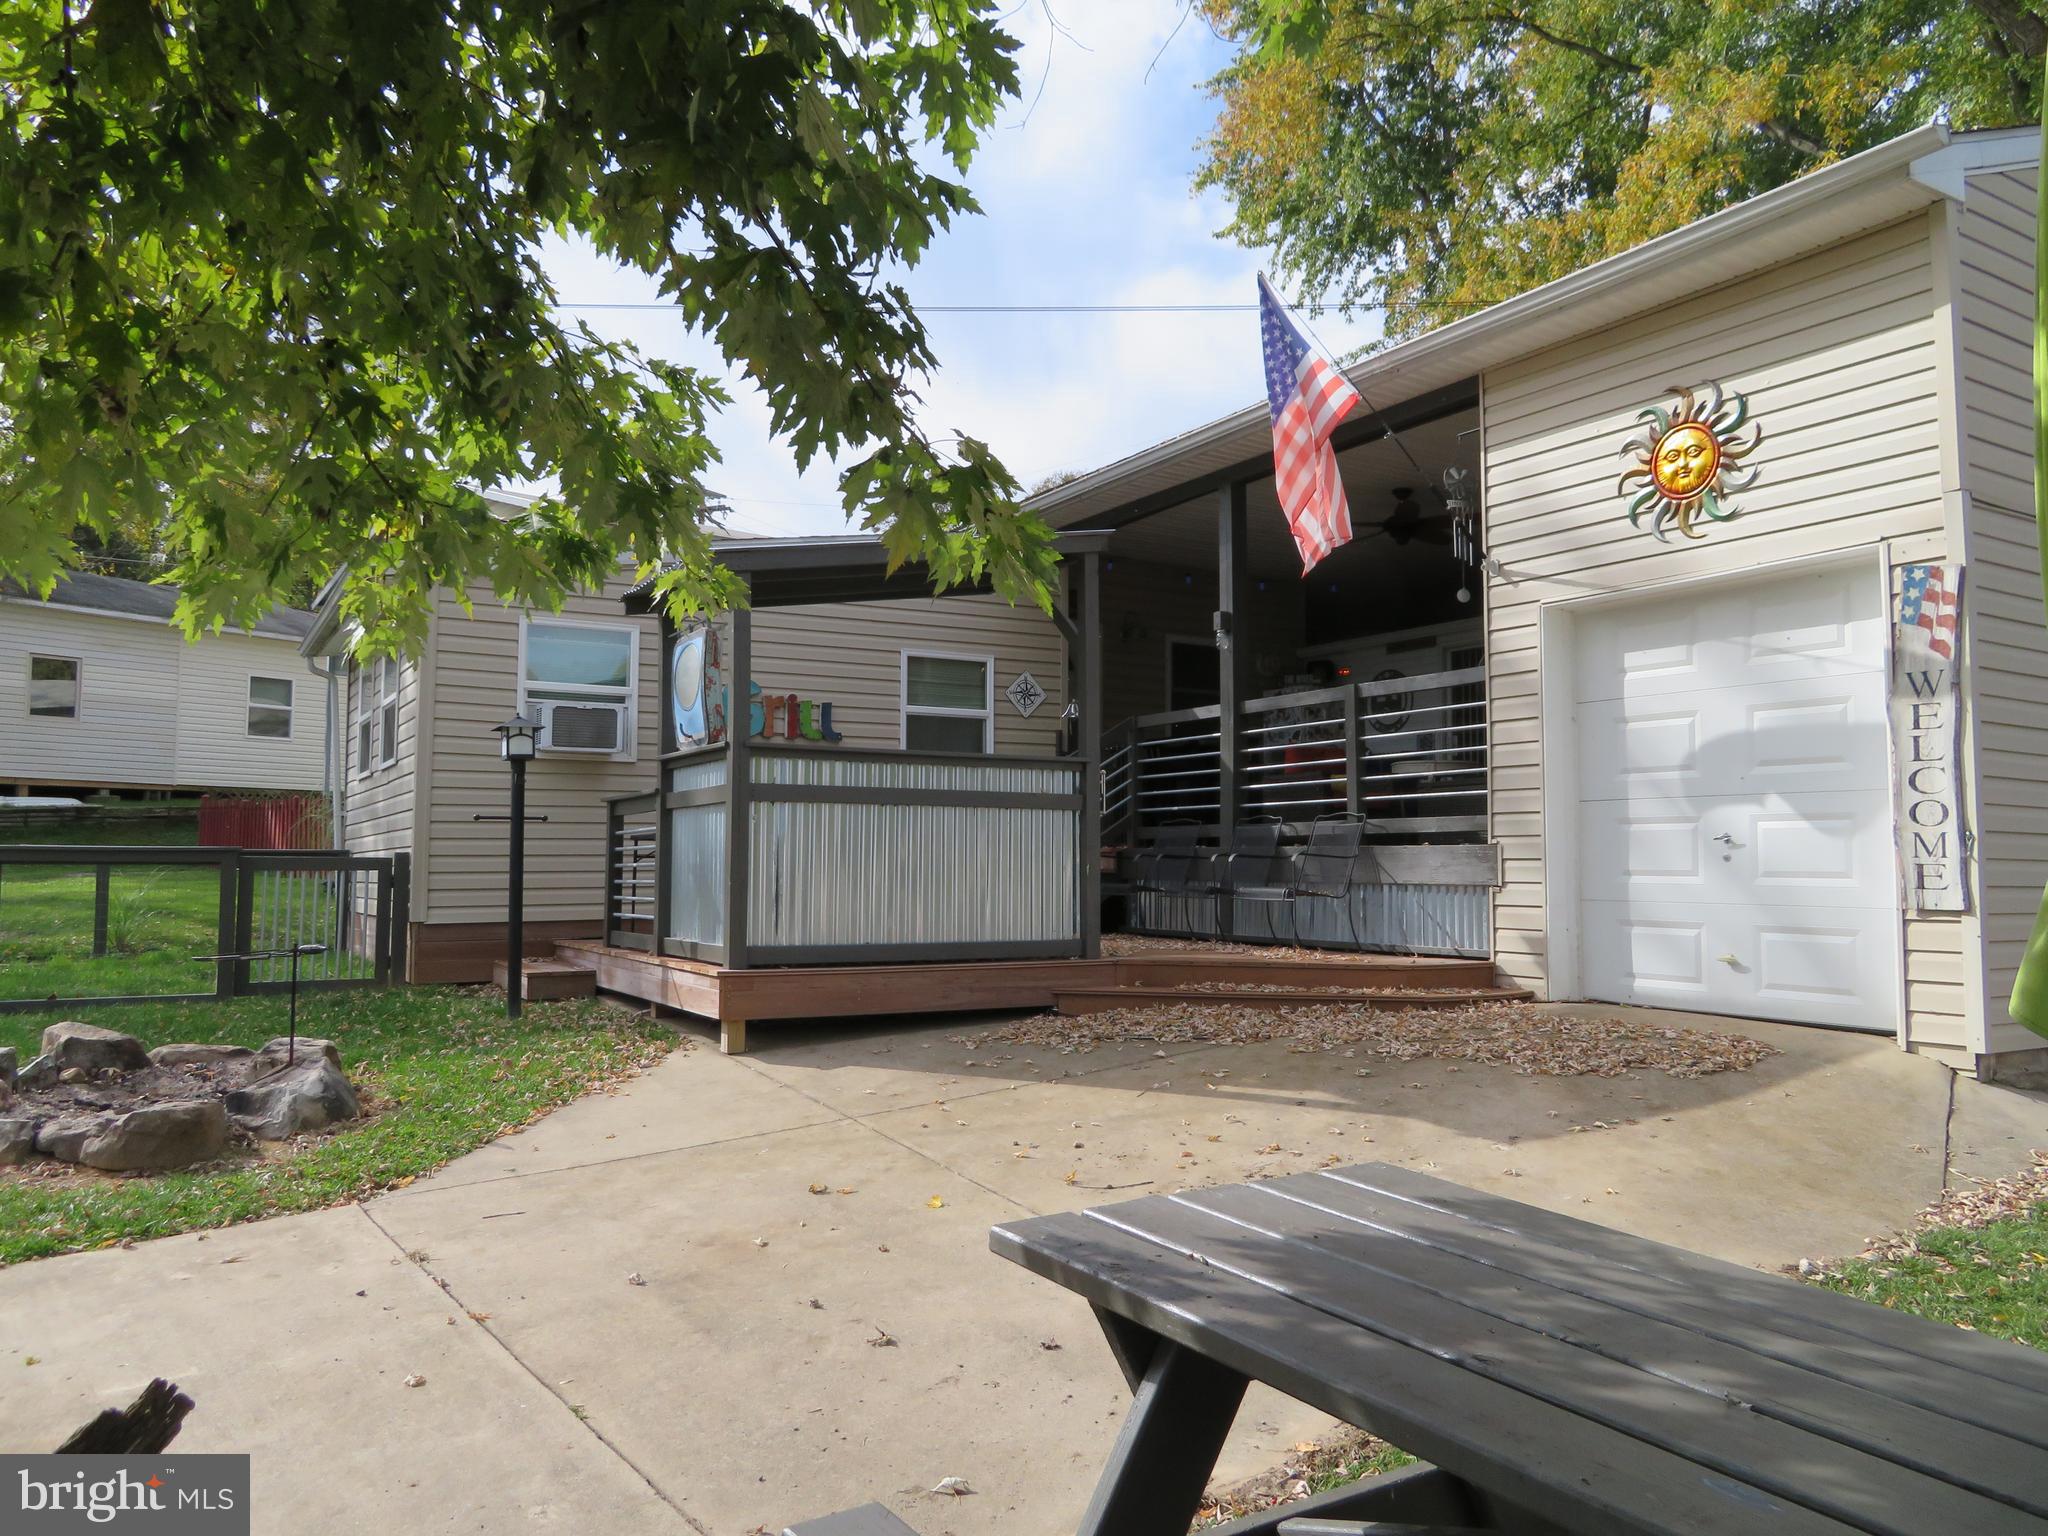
[1353, 486, 1451, 547]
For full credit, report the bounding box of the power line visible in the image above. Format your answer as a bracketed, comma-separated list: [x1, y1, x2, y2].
[554, 299, 1488, 316]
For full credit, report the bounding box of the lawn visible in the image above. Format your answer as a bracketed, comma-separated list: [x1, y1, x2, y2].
[0, 986, 674, 1264]
[0, 811, 219, 1002]
[1816, 1199, 2048, 1353]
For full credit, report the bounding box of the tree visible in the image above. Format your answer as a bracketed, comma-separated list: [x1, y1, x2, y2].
[0, 1, 1054, 652]
[1197, 0, 2048, 338]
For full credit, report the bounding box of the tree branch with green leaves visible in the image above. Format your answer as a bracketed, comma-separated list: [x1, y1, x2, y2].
[0, 0, 1052, 653]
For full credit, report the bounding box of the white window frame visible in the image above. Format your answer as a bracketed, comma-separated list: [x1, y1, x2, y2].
[899, 647, 995, 754]
[377, 656, 401, 768]
[246, 674, 295, 739]
[517, 613, 640, 759]
[352, 661, 375, 778]
[27, 653, 81, 720]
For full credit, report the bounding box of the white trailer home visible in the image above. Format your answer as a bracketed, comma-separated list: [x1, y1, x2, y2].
[0, 570, 326, 796]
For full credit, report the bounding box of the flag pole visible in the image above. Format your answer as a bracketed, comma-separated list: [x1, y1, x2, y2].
[2008, 90, 2048, 1038]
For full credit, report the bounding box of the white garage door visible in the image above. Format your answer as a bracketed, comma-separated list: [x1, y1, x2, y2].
[1574, 564, 1898, 1032]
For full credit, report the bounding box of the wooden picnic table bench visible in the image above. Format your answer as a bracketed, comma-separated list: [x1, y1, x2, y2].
[988, 1161, 2048, 1536]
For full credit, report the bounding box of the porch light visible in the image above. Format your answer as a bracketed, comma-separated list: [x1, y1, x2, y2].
[496, 710, 540, 761]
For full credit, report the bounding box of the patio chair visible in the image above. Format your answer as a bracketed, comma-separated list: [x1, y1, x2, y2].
[1127, 820, 1203, 893]
[1194, 816, 1285, 941]
[1290, 812, 1368, 950]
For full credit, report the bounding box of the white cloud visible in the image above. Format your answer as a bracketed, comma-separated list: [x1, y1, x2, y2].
[537, 1, 1384, 536]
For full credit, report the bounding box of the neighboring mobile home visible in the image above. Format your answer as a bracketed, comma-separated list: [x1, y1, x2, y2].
[0, 570, 326, 796]
[298, 527, 1067, 983]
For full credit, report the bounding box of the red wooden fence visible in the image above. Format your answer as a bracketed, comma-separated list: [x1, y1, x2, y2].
[197, 792, 331, 851]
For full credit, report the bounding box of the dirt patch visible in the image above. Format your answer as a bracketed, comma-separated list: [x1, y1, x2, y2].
[10, 1058, 245, 1118]
[1196, 1425, 1404, 1528]
[1175, 980, 1490, 997]
[955, 999, 1777, 1078]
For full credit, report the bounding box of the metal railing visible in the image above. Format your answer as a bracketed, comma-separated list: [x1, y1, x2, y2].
[0, 846, 409, 1011]
[603, 791, 660, 951]
[1101, 665, 1488, 842]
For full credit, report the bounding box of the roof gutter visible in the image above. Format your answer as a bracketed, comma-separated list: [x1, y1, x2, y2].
[1025, 119, 1956, 526]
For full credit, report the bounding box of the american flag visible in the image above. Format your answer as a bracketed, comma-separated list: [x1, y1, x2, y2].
[1899, 563, 1959, 659]
[1259, 275, 1361, 571]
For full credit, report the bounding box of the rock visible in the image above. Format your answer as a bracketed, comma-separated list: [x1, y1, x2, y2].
[40, 1022, 151, 1075]
[226, 1055, 359, 1140]
[0, 1045, 16, 1088]
[148, 1043, 256, 1069]
[0, 1079, 11, 1110]
[77, 1101, 228, 1173]
[251, 1037, 343, 1074]
[16, 1054, 58, 1092]
[35, 1114, 112, 1162]
[58, 1067, 89, 1085]
[0, 1115, 35, 1164]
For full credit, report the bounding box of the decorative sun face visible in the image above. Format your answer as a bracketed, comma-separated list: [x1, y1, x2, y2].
[1618, 382, 1761, 541]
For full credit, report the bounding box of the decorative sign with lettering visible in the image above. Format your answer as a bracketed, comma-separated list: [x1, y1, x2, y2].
[1005, 671, 1046, 718]
[748, 680, 843, 743]
[1891, 562, 1967, 914]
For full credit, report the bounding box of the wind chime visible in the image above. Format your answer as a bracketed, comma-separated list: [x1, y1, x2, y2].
[1443, 466, 1482, 603]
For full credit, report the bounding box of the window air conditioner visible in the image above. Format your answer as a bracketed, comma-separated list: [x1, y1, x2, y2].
[536, 701, 628, 754]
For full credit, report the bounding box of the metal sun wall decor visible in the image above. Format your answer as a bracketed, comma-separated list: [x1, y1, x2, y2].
[1616, 382, 1762, 542]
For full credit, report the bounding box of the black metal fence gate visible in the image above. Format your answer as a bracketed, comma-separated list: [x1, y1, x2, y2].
[0, 846, 409, 1012]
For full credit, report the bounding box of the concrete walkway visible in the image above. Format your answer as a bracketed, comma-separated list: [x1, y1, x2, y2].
[2, 1004, 2044, 1535]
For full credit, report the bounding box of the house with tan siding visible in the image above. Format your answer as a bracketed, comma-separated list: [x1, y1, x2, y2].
[0, 571, 326, 796]
[1018, 121, 2047, 1084]
[299, 525, 1068, 982]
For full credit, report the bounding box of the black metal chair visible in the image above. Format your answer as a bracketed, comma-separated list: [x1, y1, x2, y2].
[1128, 820, 1202, 892]
[1288, 812, 1368, 950]
[1194, 816, 1285, 940]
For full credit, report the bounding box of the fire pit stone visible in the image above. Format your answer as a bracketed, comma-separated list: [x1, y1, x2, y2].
[41, 1022, 153, 1075]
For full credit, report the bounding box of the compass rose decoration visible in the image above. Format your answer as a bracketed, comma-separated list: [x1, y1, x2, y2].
[1616, 382, 1762, 542]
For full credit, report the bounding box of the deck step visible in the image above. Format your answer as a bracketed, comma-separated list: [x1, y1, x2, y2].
[1054, 983, 1532, 1017]
[492, 958, 599, 1001]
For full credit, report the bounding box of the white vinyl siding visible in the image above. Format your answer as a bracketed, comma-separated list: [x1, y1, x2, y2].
[417, 577, 659, 925]
[747, 591, 1068, 758]
[0, 602, 324, 791]
[1481, 213, 1968, 1057]
[1955, 163, 2048, 1059]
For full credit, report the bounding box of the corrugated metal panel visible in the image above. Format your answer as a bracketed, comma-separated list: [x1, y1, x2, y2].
[751, 751, 1078, 796]
[1126, 883, 1491, 959]
[667, 803, 726, 946]
[668, 755, 728, 793]
[748, 801, 1079, 947]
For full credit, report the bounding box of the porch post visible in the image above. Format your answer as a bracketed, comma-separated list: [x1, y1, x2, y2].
[1078, 551, 1103, 958]
[1217, 480, 1249, 834]
[723, 596, 752, 971]
[653, 611, 675, 952]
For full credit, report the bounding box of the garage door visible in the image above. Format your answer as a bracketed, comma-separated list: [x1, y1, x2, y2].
[1574, 564, 1897, 1032]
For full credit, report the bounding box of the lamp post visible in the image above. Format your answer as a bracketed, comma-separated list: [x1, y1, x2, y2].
[494, 711, 539, 1018]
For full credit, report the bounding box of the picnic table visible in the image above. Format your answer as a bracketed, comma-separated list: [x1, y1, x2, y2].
[989, 1162, 2048, 1536]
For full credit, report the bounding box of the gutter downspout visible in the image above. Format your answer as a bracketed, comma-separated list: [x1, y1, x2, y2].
[306, 656, 344, 850]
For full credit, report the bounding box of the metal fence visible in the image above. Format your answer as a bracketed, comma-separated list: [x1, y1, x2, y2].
[0, 845, 408, 1011]
[1100, 665, 1489, 843]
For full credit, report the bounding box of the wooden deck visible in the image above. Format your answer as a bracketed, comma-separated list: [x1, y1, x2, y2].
[551, 939, 1515, 1055]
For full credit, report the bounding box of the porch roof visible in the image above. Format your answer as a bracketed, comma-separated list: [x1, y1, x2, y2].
[1027, 120, 1993, 531]
[625, 528, 1111, 612]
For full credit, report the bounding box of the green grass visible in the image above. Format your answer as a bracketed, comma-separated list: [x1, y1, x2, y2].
[0, 812, 217, 1001]
[0, 986, 674, 1264]
[1815, 1202, 2048, 1352]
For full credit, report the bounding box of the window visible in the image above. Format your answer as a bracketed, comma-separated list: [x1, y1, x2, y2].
[519, 617, 637, 746]
[353, 662, 374, 776]
[378, 657, 400, 767]
[247, 676, 294, 738]
[901, 651, 992, 754]
[28, 655, 79, 719]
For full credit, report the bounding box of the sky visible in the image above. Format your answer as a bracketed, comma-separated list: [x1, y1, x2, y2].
[537, 1, 1383, 539]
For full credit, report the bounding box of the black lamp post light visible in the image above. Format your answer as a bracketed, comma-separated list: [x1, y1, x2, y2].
[484, 711, 541, 1019]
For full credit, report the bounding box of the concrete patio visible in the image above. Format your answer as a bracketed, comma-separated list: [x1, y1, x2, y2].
[1, 1002, 2043, 1535]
